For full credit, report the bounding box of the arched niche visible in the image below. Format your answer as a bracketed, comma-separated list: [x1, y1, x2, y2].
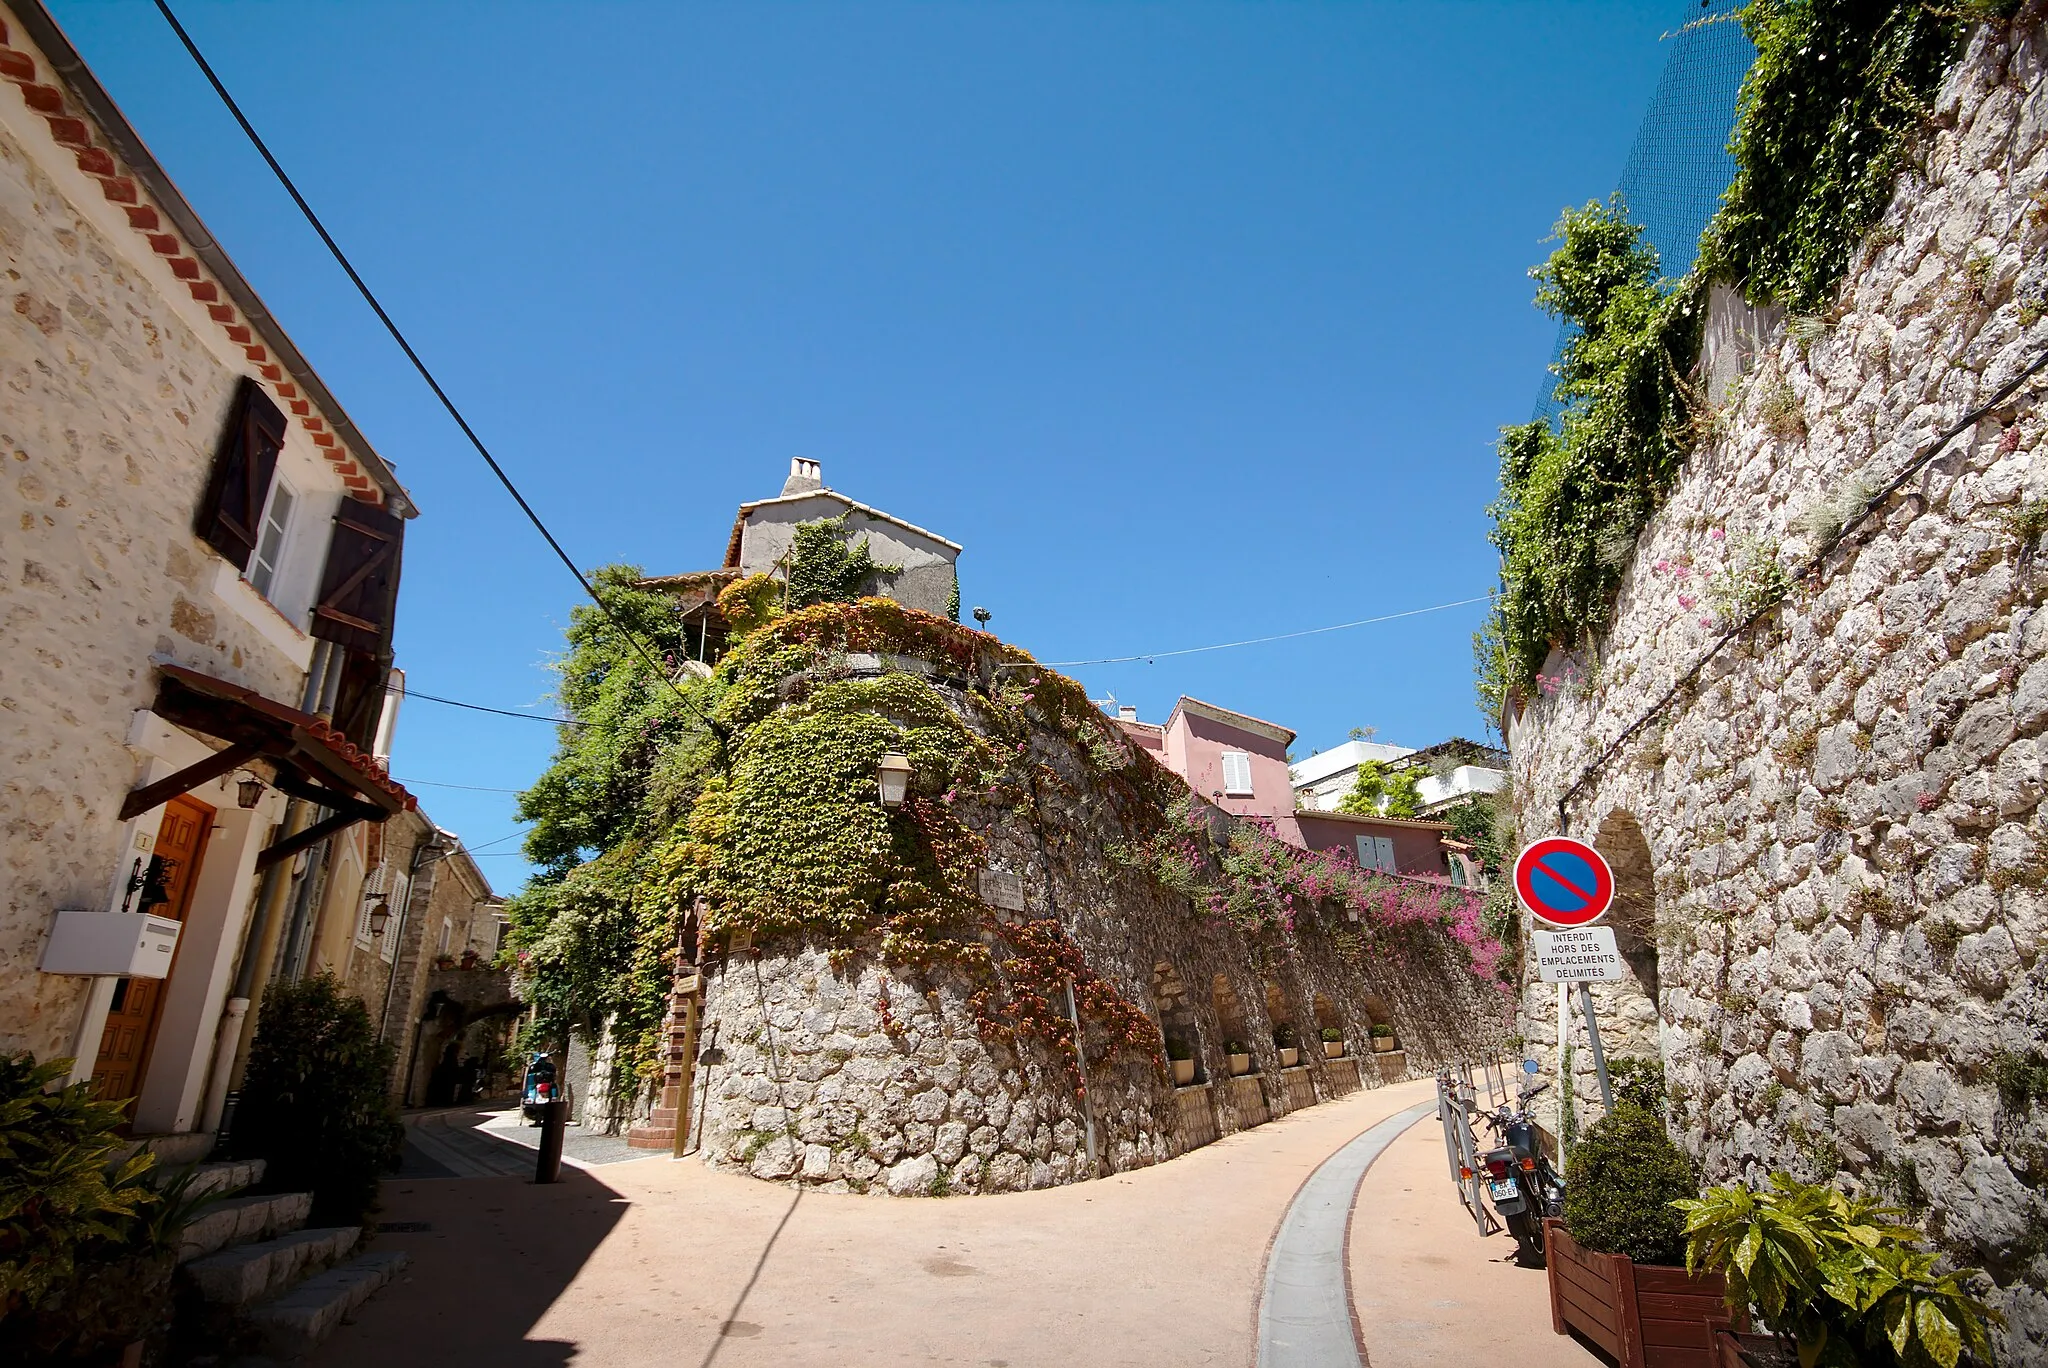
[1592, 808, 1661, 1000]
[1211, 974, 1248, 1052]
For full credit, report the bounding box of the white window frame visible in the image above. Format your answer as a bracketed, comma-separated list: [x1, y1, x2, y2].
[245, 474, 298, 604]
[379, 871, 410, 963]
[1220, 751, 1254, 796]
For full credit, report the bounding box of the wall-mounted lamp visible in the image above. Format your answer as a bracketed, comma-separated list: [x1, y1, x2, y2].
[877, 752, 914, 809]
[236, 773, 266, 809]
[367, 900, 393, 938]
[972, 606, 991, 627]
[123, 856, 173, 916]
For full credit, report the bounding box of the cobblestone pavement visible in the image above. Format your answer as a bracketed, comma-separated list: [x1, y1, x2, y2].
[323, 1079, 1585, 1368]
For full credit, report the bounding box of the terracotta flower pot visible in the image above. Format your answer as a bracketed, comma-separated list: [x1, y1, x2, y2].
[1171, 1058, 1196, 1086]
[1228, 1052, 1251, 1076]
[1278, 1047, 1300, 1068]
[1323, 1041, 1344, 1059]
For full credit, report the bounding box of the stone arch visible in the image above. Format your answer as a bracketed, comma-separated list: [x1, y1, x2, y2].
[1312, 993, 1340, 1032]
[1592, 808, 1660, 1000]
[1263, 980, 1297, 1049]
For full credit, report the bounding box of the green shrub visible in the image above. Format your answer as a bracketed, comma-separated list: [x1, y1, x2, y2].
[1561, 1101, 1697, 1265]
[1369, 1023, 1396, 1039]
[231, 975, 403, 1225]
[0, 1055, 217, 1363]
[1164, 1036, 1193, 1062]
[1319, 1027, 1344, 1044]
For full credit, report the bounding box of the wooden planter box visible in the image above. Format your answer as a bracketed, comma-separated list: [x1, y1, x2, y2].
[1545, 1219, 1737, 1368]
[1713, 1330, 1795, 1368]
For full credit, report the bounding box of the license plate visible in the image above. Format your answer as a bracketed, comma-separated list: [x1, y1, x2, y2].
[1488, 1178, 1519, 1200]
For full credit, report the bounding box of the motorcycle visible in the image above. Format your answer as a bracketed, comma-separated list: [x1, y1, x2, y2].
[520, 1054, 559, 1126]
[1476, 1079, 1563, 1266]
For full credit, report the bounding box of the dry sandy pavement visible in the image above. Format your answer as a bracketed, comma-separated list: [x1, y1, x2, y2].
[311, 1077, 1586, 1368]
[1350, 1107, 1601, 1368]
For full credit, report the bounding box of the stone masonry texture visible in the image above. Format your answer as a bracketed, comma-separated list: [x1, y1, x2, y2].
[0, 117, 304, 1062]
[687, 661, 1510, 1198]
[1508, 20, 2048, 1358]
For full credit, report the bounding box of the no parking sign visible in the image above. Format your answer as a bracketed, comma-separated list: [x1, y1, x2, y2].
[1513, 836, 1614, 927]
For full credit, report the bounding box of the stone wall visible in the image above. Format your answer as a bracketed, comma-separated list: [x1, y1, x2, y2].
[689, 665, 1510, 1196]
[0, 110, 303, 1061]
[1506, 19, 2048, 1355]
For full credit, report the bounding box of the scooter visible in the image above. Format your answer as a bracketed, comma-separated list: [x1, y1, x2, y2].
[1477, 1079, 1562, 1266]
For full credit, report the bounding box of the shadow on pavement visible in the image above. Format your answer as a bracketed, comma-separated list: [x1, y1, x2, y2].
[310, 1163, 630, 1367]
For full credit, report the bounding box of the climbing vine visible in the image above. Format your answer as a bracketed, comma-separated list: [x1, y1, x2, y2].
[785, 514, 900, 609]
[1477, 2, 1999, 716]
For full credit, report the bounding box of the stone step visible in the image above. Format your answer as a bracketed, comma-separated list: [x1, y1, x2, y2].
[245, 1250, 410, 1359]
[177, 1191, 313, 1263]
[182, 1226, 360, 1306]
[185, 1157, 267, 1199]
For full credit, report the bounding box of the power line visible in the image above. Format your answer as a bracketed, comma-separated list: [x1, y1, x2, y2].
[397, 779, 526, 794]
[391, 684, 583, 726]
[152, 0, 722, 740]
[1036, 594, 1491, 667]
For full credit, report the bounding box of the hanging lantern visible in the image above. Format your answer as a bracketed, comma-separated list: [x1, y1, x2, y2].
[236, 773, 265, 809]
[367, 900, 393, 938]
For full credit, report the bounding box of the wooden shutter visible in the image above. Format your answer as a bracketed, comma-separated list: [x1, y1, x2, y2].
[1375, 836, 1396, 872]
[1222, 751, 1253, 794]
[194, 377, 287, 570]
[311, 501, 405, 654]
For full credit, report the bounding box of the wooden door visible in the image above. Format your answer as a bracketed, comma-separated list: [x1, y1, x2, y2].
[93, 793, 213, 1109]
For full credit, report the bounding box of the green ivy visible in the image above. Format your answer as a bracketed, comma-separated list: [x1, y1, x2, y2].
[1701, 0, 1978, 315]
[785, 514, 900, 610]
[1477, 2, 1992, 716]
[1335, 760, 1421, 818]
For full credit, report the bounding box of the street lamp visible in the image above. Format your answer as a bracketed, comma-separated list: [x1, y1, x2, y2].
[367, 900, 393, 938]
[877, 753, 914, 808]
[235, 772, 265, 809]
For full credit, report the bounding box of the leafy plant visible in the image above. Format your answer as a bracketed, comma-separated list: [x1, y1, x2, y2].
[1369, 1022, 1396, 1040]
[1676, 1174, 2000, 1368]
[784, 514, 899, 610]
[1223, 1039, 1248, 1056]
[1796, 475, 1878, 547]
[1336, 759, 1421, 818]
[1561, 1101, 1697, 1265]
[1991, 1049, 2048, 1114]
[1705, 535, 1793, 625]
[1319, 1026, 1344, 1044]
[1164, 1036, 1193, 1062]
[0, 1054, 156, 1314]
[231, 975, 404, 1226]
[1271, 1024, 1297, 1049]
[1608, 1055, 1668, 1113]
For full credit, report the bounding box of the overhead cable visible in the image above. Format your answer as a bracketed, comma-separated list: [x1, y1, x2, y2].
[152, 0, 719, 737]
[1036, 594, 1491, 667]
[389, 684, 583, 727]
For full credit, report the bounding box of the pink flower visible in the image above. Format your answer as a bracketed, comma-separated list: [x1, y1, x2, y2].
[1698, 616, 1714, 629]
[1709, 528, 1726, 542]
[1654, 559, 1670, 573]
[1677, 594, 1697, 610]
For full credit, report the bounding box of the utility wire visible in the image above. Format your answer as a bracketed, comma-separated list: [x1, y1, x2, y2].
[389, 684, 584, 727]
[397, 779, 526, 794]
[1036, 594, 1491, 667]
[152, 0, 721, 739]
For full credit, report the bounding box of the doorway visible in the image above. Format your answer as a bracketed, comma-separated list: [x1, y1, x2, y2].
[93, 793, 214, 1108]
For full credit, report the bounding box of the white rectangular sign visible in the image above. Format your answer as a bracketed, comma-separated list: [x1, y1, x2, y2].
[1531, 926, 1625, 983]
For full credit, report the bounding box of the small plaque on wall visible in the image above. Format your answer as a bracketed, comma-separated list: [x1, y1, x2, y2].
[979, 868, 1026, 912]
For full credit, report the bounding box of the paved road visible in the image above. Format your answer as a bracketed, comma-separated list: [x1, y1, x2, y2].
[399, 1103, 654, 1179]
[326, 1079, 1589, 1368]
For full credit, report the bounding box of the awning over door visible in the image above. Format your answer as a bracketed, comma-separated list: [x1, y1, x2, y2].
[121, 663, 417, 870]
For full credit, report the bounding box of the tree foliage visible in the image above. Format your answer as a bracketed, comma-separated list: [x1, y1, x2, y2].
[1562, 1100, 1699, 1265]
[1336, 760, 1422, 818]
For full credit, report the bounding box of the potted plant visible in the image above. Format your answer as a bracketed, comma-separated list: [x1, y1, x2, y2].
[1273, 1024, 1300, 1069]
[1164, 1036, 1196, 1087]
[1677, 1174, 1999, 1368]
[432, 952, 456, 970]
[1320, 1026, 1345, 1059]
[459, 947, 481, 969]
[1369, 1023, 1397, 1052]
[1545, 1101, 1725, 1367]
[1224, 1039, 1251, 1076]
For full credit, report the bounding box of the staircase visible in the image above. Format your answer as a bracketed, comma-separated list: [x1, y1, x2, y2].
[175, 1159, 409, 1360]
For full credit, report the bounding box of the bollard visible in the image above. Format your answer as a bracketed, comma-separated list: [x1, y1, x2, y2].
[533, 1097, 566, 1184]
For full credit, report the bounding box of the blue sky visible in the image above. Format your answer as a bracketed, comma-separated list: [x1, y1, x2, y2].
[51, 0, 1696, 888]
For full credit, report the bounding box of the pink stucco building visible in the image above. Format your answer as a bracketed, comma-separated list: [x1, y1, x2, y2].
[1115, 696, 1476, 884]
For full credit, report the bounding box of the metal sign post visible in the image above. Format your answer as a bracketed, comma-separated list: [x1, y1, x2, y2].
[1515, 835, 1622, 1146]
[1577, 982, 1614, 1111]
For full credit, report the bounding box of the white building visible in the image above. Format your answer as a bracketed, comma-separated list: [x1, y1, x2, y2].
[1289, 737, 1506, 816]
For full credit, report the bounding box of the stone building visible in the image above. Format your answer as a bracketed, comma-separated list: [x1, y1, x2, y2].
[0, 0, 419, 1140]
[1506, 21, 2048, 1353]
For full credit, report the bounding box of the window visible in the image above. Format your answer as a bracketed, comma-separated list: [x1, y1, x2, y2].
[438, 919, 452, 956]
[1448, 856, 1467, 887]
[246, 477, 296, 600]
[1355, 835, 1396, 872]
[379, 873, 409, 963]
[1220, 751, 1254, 796]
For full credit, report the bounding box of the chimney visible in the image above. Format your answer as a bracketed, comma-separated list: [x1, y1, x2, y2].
[1118, 706, 1137, 723]
[781, 457, 823, 496]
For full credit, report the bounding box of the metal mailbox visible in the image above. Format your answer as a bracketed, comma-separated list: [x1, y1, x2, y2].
[40, 909, 182, 977]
